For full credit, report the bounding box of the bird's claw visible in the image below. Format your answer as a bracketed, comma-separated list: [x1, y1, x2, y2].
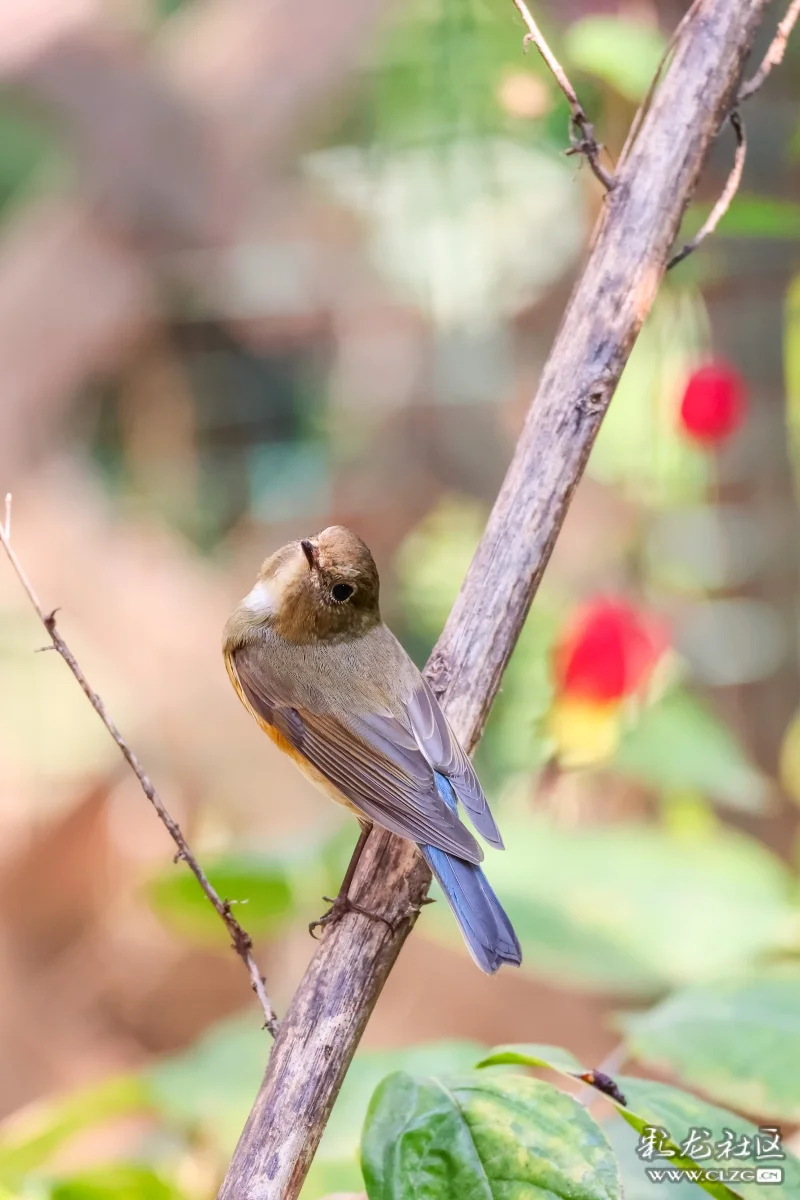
[397, 894, 437, 925]
[308, 893, 395, 939]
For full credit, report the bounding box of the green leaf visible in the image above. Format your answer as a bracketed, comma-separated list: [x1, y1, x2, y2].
[0, 1077, 147, 1184]
[477, 1049, 729, 1193]
[476, 1042, 584, 1074]
[477, 1045, 800, 1200]
[421, 814, 793, 993]
[147, 854, 294, 942]
[565, 17, 666, 103]
[614, 690, 769, 813]
[604, 1117, 707, 1199]
[148, 1017, 483, 1197]
[622, 971, 800, 1121]
[50, 1166, 184, 1200]
[362, 1070, 621, 1200]
[305, 1042, 483, 1199]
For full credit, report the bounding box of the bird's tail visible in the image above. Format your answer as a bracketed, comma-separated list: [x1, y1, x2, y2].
[419, 842, 522, 974]
[420, 772, 522, 974]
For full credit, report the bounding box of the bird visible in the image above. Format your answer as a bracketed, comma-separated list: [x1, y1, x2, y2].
[222, 525, 521, 974]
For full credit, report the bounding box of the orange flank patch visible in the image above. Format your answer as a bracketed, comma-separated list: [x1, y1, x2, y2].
[224, 651, 360, 816]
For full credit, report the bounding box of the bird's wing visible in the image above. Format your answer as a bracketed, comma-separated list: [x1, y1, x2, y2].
[369, 675, 503, 848]
[228, 642, 483, 864]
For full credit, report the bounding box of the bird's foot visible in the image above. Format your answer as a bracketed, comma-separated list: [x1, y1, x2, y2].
[309, 893, 395, 939]
[398, 893, 436, 924]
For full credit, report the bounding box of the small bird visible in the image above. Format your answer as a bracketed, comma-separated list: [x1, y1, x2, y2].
[222, 526, 521, 974]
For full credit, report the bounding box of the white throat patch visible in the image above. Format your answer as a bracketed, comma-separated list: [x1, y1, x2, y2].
[242, 578, 279, 618]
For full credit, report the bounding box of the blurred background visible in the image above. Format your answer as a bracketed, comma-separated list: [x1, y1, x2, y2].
[1, 0, 799, 1196]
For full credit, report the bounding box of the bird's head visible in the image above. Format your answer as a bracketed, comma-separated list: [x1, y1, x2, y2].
[225, 526, 381, 647]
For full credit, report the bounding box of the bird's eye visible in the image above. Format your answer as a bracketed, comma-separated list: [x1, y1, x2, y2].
[331, 582, 354, 603]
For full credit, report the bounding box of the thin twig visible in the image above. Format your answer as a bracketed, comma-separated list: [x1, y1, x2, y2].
[666, 0, 800, 270]
[511, 0, 614, 191]
[0, 495, 279, 1036]
[739, 0, 800, 100]
[667, 109, 746, 270]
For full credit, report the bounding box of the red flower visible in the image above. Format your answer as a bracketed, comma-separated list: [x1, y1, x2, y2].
[554, 599, 668, 704]
[679, 362, 746, 444]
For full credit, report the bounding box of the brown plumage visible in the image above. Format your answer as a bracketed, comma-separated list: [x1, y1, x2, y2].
[222, 525, 521, 973]
[225, 526, 380, 648]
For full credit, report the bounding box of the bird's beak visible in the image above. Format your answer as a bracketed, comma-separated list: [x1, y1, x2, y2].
[300, 539, 318, 569]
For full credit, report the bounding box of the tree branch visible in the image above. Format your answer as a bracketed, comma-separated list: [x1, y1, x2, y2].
[616, 0, 704, 173]
[512, 0, 614, 190]
[0, 497, 279, 1037]
[217, 2, 770, 1197]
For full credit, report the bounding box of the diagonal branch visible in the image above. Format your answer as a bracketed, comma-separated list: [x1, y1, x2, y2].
[0, 497, 279, 1037]
[616, 0, 704, 172]
[217, 2, 771, 1197]
[511, 0, 614, 191]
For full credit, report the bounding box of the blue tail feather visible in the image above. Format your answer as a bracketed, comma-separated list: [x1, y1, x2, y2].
[420, 774, 522, 975]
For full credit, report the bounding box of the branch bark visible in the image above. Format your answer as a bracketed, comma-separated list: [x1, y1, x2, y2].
[219, 2, 770, 1196]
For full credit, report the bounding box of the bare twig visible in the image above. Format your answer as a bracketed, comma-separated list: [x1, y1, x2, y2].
[0, 496, 278, 1037]
[217, 4, 771, 1197]
[666, 0, 800, 271]
[667, 109, 746, 270]
[739, 0, 800, 100]
[512, 0, 614, 191]
[623, 0, 730, 270]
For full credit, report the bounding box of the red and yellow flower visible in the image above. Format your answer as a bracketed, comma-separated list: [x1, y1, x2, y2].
[548, 598, 669, 767]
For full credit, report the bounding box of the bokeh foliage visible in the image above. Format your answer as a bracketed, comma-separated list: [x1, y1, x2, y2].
[2, 0, 800, 1197]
